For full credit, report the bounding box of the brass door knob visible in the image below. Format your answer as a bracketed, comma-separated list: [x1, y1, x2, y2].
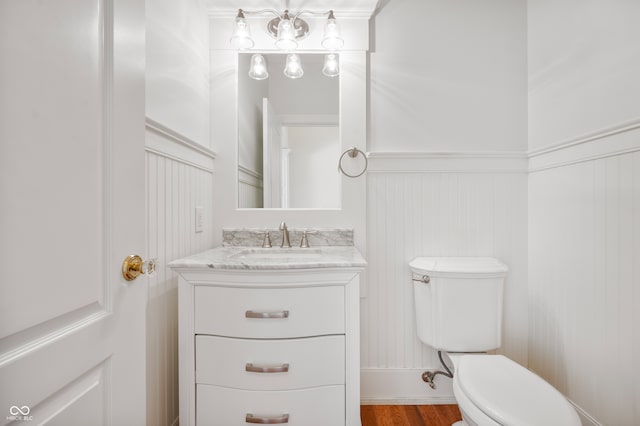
[122, 255, 156, 281]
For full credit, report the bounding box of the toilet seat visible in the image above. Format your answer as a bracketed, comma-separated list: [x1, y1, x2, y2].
[455, 355, 581, 426]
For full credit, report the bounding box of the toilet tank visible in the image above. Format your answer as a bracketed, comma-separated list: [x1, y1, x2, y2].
[410, 257, 508, 352]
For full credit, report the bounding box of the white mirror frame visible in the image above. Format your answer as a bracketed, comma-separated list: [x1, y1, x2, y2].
[209, 14, 369, 255]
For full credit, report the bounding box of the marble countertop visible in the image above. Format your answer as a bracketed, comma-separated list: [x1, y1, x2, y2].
[168, 246, 367, 271]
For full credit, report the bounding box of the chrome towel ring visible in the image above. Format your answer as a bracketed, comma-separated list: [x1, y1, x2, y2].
[338, 147, 368, 178]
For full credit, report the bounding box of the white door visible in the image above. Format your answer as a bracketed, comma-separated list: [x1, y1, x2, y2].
[0, 0, 146, 425]
[262, 98, 285, 208]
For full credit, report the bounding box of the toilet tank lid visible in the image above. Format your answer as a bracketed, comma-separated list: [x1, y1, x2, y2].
[409, 257, 508, 278]
[456, 355, 581, 426]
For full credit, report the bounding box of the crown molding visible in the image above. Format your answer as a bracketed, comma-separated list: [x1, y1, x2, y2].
[206, 0, 379, 19]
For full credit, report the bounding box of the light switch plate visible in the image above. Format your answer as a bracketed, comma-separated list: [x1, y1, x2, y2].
[195, 207, 204, 233]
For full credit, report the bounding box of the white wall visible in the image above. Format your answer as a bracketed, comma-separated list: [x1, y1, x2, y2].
[362, 0, 528, 403]
[528, 0, 640, 150]
[369, 0, 527, 152]
[146, 0, 210, 147]
[527, 1, 640, 424]
[145, 2, 213, 425]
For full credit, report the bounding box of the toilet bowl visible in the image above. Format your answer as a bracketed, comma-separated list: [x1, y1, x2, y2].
[447, 353, 581, 426]
[410, 257, 581, 426]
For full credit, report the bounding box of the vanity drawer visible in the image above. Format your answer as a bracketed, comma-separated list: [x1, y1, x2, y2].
[196, 335, 345, 390]
[194, 285, 344, 338]
[196, 384, 345, 426]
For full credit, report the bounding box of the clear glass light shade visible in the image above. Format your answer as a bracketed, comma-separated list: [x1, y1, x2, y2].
[275, 17, 297, 50]
[230, 16, 254, 49]
[321, 17, 344, 50]
[284, 53, 304, 79]
[322, 54, 339, 77]
[248, 54, 269, 80]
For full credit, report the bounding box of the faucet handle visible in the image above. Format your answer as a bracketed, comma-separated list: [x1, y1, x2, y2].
[256, 231, 272, 248]
[300, 230, 318, 248]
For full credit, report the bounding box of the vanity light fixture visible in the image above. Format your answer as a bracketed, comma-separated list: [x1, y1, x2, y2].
[322, 53, 339, 77]
[248, 53, 269, 80]
[232, 8, 343, 80]
[274, 11, 298, 50]
[321, 11, 344, 50]
[283, 53, 304, 79]
[229, 9, 254, 50]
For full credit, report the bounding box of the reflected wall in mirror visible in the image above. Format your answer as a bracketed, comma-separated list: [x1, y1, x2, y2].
[237, 53, 340, 209]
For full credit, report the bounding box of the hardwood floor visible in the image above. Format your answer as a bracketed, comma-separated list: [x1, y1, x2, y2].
[360, 405, 462, 426]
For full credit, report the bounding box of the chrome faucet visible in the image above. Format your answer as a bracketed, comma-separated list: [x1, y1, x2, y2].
[279, 222, 291, 248]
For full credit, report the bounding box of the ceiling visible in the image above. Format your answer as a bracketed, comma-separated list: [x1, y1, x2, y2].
[205, 0, 380, 18]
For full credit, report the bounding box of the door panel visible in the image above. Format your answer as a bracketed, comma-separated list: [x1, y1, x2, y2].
[0, 0, 146, 424]
[19, 363, 107, 426]
[0, 0, 105, 341]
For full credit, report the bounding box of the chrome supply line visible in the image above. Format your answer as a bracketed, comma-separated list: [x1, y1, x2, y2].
[422, 351, 454, 390]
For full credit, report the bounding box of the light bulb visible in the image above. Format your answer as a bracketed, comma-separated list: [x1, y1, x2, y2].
[230, 10, 254, 50]
[322, 54, 339, 77]
[248, 54, 269, 80]
[321, 11, 344, 50]
[275, 11, 297, 50]
[284, 53, 304, 79]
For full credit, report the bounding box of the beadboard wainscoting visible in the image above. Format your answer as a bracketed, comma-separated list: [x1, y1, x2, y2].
[528, 122, 640, 426]
[361, 153, 528, 404]
[238, 165, 263, 209]
[145, 119, 215, 426]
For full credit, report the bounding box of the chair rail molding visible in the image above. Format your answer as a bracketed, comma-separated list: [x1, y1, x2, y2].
[528, 117, 640, 172]
[367, 151, 528, 174]
[145, 117, 217, 173]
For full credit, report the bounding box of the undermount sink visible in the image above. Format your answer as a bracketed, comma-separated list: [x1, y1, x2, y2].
[230, 248, 323, 260]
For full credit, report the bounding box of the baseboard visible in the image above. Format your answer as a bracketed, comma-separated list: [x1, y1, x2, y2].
[360, 368, 456, 405]
[360, 396, 457, 405]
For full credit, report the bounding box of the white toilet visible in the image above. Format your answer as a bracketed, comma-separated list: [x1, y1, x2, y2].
[410, 257, 581, 426]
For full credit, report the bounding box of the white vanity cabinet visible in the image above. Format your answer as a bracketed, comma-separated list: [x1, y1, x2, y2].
[173, 262, 363, 426]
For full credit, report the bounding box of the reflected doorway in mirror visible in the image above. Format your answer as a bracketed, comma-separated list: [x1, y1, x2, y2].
[237, 53, 339, 209]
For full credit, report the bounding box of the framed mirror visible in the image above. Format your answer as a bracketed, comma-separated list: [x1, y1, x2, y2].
[237, 53, 340, 209]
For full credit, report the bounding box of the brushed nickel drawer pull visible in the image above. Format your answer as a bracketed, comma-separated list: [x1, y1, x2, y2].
[245, 310, 289, 319]
[246, 413, 289, 424]
[245, 363, 289, 373]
